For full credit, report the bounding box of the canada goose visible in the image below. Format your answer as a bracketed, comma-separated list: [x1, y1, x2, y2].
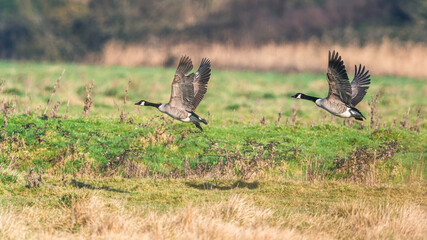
[135, 56, 211, 131]
[292, 50, 371, 121]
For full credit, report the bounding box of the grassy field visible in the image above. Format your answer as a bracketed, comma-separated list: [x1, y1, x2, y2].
[0, 61, 426, 239]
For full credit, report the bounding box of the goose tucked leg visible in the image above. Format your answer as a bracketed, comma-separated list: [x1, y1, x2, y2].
[193, 122, 203, 132]
[349, 107, 366, 121]
[189, 112, 206, 132]
[190, 112, 207, 125]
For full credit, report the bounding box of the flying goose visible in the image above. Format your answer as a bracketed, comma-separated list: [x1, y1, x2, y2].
[135, 56, 211, 131]
[292, 50, 371, 121]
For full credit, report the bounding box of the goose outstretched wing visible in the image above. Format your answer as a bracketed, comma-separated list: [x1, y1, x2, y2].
[326, 50, 352, 105]
[190, 58, 211, 111]
[169, 56, 195, 111]
[350, 64, 371, 107]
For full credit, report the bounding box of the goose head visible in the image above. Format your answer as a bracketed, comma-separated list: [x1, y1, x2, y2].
[135, 100, 146, 106]
[291, 93, 303, 99]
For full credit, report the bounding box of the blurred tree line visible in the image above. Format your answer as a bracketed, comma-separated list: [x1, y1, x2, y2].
[0, 0, 426, 61]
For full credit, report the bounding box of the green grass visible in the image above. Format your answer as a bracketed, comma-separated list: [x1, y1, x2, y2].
[0, 61, 425, 239]
[0, 60, 425, 123]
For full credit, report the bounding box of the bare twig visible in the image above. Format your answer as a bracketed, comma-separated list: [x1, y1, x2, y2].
[82, 82, 94, 117]
[410, 108, 422, 132]
[232, 109, 236, 126]
[0, 79, 5, 92]
[120, 81, 131, 123]
[14, 95, 20, 114]
[44, 69, 65, 116]
[1, 100, 12, 131]
[260, 116, 267, 125]
[369, 89, 383, 129]
[251, 109, 256, 125]
[306, 160, 312, 182]
[24, 94, 31, 115]
[291, 105, 297, 126]
[277, 111, 282, 125]
[63, 99, 70, 119]
[50, 101, 61, 118]
[400, 107, 410, 128]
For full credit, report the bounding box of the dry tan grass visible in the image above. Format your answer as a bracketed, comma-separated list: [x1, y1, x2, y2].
[102, 39, 427, 78]
[1, 194, 426, 239]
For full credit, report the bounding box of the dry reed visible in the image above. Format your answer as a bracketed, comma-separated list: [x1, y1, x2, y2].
[102, 39, 427, 78]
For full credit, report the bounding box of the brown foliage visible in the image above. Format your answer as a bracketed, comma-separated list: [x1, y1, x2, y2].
[334, 140, 402, 184]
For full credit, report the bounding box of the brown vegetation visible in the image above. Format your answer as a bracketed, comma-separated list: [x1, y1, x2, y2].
[26, 169, 43, 189]
[102, 39, 427, 78]
[369, 90, 384, 129]
[334, 140, 404, 184]
[1, 193, 426, 239]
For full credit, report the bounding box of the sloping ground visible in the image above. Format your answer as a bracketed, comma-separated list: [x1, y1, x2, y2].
[0, 115, 425, 182]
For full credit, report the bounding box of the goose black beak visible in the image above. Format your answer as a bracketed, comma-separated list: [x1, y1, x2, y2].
[291, 94, 297, 98]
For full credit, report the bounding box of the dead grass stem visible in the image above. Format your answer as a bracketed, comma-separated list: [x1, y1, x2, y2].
[43, 69, 65, 117]
[82, 82, 94, 117]
[120, 81, 131, 123]
[369, 90, 384, 129]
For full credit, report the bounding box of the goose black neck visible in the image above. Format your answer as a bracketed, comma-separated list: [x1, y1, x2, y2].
[145, 101, 161, 108]
[300, 94, 319, 102]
